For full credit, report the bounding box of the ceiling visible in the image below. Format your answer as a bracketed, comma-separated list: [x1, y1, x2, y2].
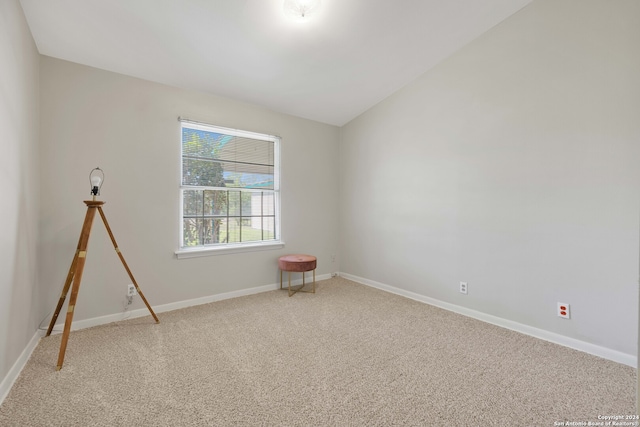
[20, 0, 533, 126]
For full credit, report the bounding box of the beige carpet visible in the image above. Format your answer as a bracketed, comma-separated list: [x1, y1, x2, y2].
[0, 277, 635, 426]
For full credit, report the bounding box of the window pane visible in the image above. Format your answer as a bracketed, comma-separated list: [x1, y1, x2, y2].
[228, 191, 240, 217]
[224, 218, 241, 244]
[183, 218, 225, 246]
[218, 162, 274, 190]
[241, 220, 263, 243]
[263, 193, 275, 216]
[216, 137, 273, 166]
[263, 217, 275, 240]
[241, 192, 252, 216]
[183, 218, 202, 247]
[183, 190, 203, 216]
[203, 190, 227, 216]
[182, 158, 226, 187]
[201, 219, 224, 245]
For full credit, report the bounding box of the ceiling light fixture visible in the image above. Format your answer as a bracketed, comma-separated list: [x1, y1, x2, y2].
[283, 0, 321, 20]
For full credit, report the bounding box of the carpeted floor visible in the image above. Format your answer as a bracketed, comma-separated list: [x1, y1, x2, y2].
[0, 277, 636, 426]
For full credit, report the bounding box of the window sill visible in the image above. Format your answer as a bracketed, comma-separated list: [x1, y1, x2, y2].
[175, 241, 285, 259]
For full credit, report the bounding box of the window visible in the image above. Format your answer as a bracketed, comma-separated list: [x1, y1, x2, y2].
[178, 119, 281, 255]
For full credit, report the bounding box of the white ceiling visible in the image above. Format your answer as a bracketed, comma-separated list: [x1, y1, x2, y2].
[20, 0, 532, 126]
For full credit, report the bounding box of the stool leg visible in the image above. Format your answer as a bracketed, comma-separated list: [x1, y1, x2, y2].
[288, 271, 292, 297]
[312, 269, 316, 293]
[280, 269, 283, 290]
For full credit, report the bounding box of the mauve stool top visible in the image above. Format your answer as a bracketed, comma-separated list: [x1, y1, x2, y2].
[278, 254, 317, 272]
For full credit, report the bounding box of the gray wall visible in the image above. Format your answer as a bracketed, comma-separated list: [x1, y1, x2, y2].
[339, 0, 640, 356]
[38, 57, 340, 324]
[0, 0, 41, 383]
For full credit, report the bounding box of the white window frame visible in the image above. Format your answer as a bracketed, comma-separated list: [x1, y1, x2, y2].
[175, 119, 283, 259]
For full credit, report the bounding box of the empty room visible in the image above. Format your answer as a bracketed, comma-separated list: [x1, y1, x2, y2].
[1, 0, 639, 425]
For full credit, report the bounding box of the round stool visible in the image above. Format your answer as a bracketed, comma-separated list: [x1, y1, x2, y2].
[278, 254, 317, 297]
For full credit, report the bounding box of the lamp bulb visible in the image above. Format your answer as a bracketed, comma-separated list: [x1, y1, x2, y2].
[91, 175, 102, 187]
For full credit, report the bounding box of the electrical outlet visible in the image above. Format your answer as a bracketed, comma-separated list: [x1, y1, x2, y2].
[459, 282, 468, 294]
[331, 254, 336, 263]
[557, 302, 570, 319]
[331, 272, 338, 278]
[127, 284, 137, 297]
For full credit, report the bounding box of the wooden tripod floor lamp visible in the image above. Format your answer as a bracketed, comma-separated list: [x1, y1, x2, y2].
[46, 167, 159, 370]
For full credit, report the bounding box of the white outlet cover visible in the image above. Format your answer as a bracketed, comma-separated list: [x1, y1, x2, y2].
[460, 282, 468, 294]
[557, 302, 570, 319]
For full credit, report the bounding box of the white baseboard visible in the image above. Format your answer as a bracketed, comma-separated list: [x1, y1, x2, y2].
[47, 272, 332, 334]
[0, 330, 42, 405]
[48, 282, 280, 333]
[340, 272, 637, 368]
